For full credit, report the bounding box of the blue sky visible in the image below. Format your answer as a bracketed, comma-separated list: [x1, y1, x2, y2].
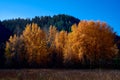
[0, 0, 120, 35]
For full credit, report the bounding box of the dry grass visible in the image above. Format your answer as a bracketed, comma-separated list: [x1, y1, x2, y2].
[0, 69, 120, 80]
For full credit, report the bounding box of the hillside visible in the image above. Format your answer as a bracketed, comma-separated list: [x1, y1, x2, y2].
[0, 14, 80, 68]
[0, 14, 120, 69]
[0, 22, 11, 43]
[1, 14, 80, 35]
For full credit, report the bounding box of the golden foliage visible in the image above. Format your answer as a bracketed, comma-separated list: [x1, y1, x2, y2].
[22, 23, 48, 64]
[48, 26, 57, 50]
[55, 30, 67, 62]
[64, 21, 118, 63]
[5, 34, 24, 64]
[5, 21, 119, 67]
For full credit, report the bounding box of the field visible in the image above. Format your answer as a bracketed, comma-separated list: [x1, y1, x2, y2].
[0, 69, 120, 80]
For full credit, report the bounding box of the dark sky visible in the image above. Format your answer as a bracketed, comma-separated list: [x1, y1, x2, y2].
[0, 0, 120, 35]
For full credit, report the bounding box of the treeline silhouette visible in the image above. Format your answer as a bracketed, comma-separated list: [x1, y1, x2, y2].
[1, 14, 80, 35]
[0, 14, 120, 69]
